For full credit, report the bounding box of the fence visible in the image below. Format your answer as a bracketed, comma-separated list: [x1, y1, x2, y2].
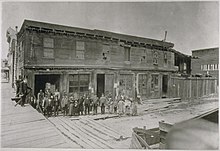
[170, 77, 218, 100]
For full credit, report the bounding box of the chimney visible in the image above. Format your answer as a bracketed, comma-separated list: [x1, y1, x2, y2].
[163, 31, 167, 42]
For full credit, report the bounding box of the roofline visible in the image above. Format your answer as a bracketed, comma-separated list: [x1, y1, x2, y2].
[19, 19, 174, 48]
[192, 47, 219, 52]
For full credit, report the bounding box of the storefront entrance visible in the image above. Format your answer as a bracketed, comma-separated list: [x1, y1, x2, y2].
[97, 74, 105, 97]
[34, 74, 60, 96]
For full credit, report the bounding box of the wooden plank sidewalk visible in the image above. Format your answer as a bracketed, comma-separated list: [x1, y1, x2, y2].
[1, 83, 79, 148]
[48, 116, 131, 149]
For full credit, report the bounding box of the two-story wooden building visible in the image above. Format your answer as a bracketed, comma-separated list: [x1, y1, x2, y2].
[17, 20, 178, 99]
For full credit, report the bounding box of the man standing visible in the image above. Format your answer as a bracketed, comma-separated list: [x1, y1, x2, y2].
[100, 93, 107, 114]
[78, 94, 85, 115]
[92, 94, 99, 115]
[84, 95, 91, 115]
[15, 75, 22, 97]
[53, 94, 59, 117]
[37, 90, 44, 113]
[61, 91, 69, 116]
[19, 77, 32, 107]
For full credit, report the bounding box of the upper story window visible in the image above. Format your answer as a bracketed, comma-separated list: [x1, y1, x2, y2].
[164, 52, 168, 66]
[124, 47, 131, 61]
[102, 45, 110, 61]
[153, 51, 158, 65]
[140, 49, 146, 63]
[76, 41, 85, 59]
[43, 38, 54, 58]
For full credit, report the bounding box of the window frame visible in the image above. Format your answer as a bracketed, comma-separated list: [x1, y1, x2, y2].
[76, 41, 85, 59]
[124, 46, 131, 62]
[43, 37, 54, 59]
[69, 74, 90, 95]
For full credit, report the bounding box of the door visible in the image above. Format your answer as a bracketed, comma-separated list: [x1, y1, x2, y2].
[97, 74, 105, 97]
[162, 75, 168, 97]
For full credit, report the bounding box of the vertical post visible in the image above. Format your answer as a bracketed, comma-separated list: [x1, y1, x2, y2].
[189, 78, 192, 99]
[196, 77, 199, 99]
[214, 79, 217, 94]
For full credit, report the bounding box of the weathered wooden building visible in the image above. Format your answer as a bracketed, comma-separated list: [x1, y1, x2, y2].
[17, 20, 179, 99]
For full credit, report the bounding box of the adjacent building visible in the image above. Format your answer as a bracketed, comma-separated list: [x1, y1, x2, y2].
[6, 27, 18, 87]
[191, 47, 219, 80]
[17, 19, 181, 99]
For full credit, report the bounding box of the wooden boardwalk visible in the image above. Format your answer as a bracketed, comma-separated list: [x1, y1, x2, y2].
[1, 83, 80, 148]
[49, 116, 131, 149]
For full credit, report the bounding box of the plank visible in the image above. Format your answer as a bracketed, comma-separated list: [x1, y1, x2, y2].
[61, 117, 113, 148]
[49, 117, 89, 148]
[2, 129, 57, 147]
[11, 133, 63, 148]
[80, 119, 117, 139]
[2, 126, 55, 142]
[78, 120, 111, 141]
[2, 121, 50, 136]
[52, 142, 71, 148]
[56, 117, 99, 149]
[1, 120, 49, 133]
[86, 118, 129, 138]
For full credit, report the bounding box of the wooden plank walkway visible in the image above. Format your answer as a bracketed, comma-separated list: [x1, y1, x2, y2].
[1, 83, 80, 148]
[48, 116, 130, 149]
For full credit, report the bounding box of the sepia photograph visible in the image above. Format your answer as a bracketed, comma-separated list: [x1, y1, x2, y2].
[1, 1, 219, 150]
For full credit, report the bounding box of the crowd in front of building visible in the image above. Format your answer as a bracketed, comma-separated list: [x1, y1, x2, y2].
[15, 76, 140, 118]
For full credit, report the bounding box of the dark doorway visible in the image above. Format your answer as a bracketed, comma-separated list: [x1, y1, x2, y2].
[162, 75, 168, 97]
[97, 74, 105, 98]
[34, 74, 60, 97]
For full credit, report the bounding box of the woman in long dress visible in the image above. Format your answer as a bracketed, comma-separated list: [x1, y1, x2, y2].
[117, 97, 124, 117]
[69, 96, 74, 116]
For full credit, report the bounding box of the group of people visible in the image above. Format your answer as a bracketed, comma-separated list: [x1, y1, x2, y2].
[34, 89, 139, 117]
[15, 75, 32, 107]
[14, 76, 139, 118]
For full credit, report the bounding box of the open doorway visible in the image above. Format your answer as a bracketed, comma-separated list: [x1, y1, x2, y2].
[97, 74, 105, 98]
[34, 74, 60, 97]
[162, 75, 168, 98]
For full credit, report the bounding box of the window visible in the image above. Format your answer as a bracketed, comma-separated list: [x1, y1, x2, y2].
[211, 64, 214, 70]
[201, 65, 203, 71]
[102, 45, 110, 60]
[151, 74, 159, 90]
[44, 49, 54, 58]
[76, 41, 85, 50]
[124, 47, 131, 61]
[76, 41, 85, 59]
[215, 64, 219, 70]
[76, 51, 84, 59]
[153, 51, 158, 65]
[119, 74, 133, 97]
[164, 52, 168, 66]
[69, 74, 89, 95]
[43, 38, 54, 58]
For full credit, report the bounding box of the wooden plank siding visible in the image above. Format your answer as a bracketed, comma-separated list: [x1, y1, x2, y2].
[170, 77, 218, 100]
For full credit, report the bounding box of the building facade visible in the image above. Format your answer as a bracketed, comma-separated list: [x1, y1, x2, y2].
[17, 20, 179, 99]
[6, 27, 18, 87]
[191, 47, 219, 79]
